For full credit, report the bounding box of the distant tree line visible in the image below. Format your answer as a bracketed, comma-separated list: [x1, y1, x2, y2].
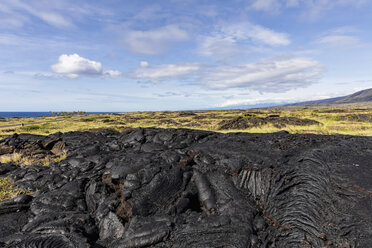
[50, 111, 86, 116]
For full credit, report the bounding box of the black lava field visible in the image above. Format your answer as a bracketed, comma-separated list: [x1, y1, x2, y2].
[0, 128, 371, 247]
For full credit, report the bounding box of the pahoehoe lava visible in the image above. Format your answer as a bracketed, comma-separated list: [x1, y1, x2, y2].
[0, 128, 371, 247]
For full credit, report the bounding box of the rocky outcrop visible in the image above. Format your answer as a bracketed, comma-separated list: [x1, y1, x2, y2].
[0, 128, 371, 247]
[0, 132, 66, 166]
[218, 115, 320, 130]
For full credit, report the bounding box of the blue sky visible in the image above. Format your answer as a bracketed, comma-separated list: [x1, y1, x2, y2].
[0, 0, 371, 111]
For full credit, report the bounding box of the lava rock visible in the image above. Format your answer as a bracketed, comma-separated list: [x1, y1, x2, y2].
[99, 212, 125, 240]
[0, 128, 371, 247]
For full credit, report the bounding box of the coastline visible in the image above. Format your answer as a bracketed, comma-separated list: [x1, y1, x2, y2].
[0, 112, 115, 119]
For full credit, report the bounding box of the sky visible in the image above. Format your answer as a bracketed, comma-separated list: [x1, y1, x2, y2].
[0, 0, 372, 112]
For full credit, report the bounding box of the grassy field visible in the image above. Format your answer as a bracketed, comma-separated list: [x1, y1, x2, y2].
[0, 107, 371, 138]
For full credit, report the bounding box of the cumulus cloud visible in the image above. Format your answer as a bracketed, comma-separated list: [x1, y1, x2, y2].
[103, 70, 122, 78]
[133, 61, 201, 81]
[51, 54, 121, 79]
[140, 61, 149, 67]
[202, 57, 325, 92]
[122, 25, 189, 55]
[198, 22, 290, 59]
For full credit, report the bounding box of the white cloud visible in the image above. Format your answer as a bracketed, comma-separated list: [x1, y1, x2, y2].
[122, 25, 189, 55]
[248, 0, 368, 16]
[202, 56, 325, 92]
[0, 34, 22, 45]
[299, 0, 367, 19]
[103, 70, 122, 78]
[37, 12, 72, 28]
[132, 6, 167, 21]
[229, 23, 290, 46]
[198, 35, 242, 59]
[0, 17, 26, 29]
[1, 0, 73, 28]
[316, 27, 363, 48]
[198, 22, 290, 59]
[140, 61, 149, 67]
[317, 35, 361, 47]
[330, 26, 359, 34]
[218, 87, 362, 107]
[251, 0, 281, 12]
[134, 62, 201, 81]
[51, 54, 121, 79]
[219, 97, 290, 107]
[286, 0, 300, 7]
[33, 72, 64, 80]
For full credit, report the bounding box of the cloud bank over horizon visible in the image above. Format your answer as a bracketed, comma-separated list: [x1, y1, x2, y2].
[0, 0, 371, 111]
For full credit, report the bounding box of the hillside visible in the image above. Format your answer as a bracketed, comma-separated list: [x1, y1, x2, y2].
[286, 88, 372, 107]
[335, 88, 372, 103]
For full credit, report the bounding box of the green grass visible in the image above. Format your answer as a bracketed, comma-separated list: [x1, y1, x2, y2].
[0, 151, 66, 202]
[0, 176, 33, 202]
[42, 152, 67, 166]
[20, 124, 47, 132]
[0, 152, 67, 167]
[0, 107, 371, 137]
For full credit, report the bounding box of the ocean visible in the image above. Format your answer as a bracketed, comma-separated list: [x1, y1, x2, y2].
[0, 112, 115, 118]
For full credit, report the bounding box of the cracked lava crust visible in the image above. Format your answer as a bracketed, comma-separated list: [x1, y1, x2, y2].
[0, 128, 371, 247]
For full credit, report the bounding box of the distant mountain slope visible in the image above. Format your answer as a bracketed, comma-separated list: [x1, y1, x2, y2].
[334, 88, 372, 103]
[287, 88, 372, 106]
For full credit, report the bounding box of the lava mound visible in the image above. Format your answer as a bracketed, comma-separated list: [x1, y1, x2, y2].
[218, 115, 320, 130]
[0, 128, 371, 247]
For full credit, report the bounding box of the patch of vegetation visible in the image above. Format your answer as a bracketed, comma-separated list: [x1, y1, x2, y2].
[335, 114, 372, 123]
[42, 152, 67, 166]
[19, 123, 51, 133]
[81, 117, 97, 122]
[0, 153, 22, 164]
[0, 152, 67, 167]
[0, 176, 33, 202]
[0, 107, 371, 136]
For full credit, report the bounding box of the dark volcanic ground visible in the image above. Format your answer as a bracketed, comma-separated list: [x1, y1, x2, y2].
[0, 128, 371, 248]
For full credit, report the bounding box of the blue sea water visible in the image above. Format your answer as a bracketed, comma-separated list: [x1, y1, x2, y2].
[0, 112, 114, 118]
